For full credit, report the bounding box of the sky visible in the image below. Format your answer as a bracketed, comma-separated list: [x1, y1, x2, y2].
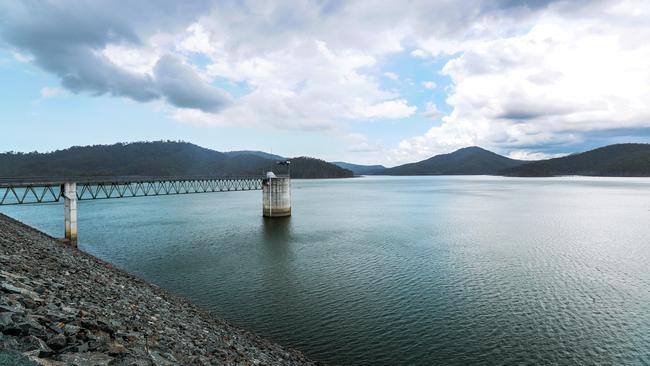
[1, 0, 650, 166]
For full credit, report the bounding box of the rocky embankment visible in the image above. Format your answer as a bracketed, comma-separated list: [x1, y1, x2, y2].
[0, 214, 319, 365]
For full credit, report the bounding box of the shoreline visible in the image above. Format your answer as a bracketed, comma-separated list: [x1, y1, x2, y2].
[0, 213, 320, 365]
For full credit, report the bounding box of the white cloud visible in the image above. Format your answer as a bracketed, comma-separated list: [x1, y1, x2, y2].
[341, 132, 387, 162]
[421, 81, 436, 90]
[3, 0, 523, 133]
[40, 87, 64, 98]
[391, 0, 650, 163]
[350, 99, 416, 119]
[195, 38, 417, 127]
[348, 141, 384, 153]
[383, 72, 399, 80]
[102, 43, 161, 76]
[508, 150, 567, 161]
[11, 50, 32, 62]
[410, 49, 428, 58]
[4, 0, 650, 164]
[421, 102, 443, 119]
[178, 23, 216, 55]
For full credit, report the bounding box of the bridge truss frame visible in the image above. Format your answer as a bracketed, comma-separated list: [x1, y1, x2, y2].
[0, 176, 264, 206]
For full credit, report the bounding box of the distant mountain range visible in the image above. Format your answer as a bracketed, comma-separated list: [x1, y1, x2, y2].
[334, 144, 649, 177]
[501, 143, 650, 177]
[380, 146, 525, 175]
[1, 142, 648, 179]
[331, 162, 386, 175]
[0, 142, 353, 179]
[224, 150, 286, 161]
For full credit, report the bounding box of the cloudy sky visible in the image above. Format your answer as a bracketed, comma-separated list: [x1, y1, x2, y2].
[1, 0, 649, 166]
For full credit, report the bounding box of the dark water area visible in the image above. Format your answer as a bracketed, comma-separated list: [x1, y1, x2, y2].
[3, 176, 650, 365]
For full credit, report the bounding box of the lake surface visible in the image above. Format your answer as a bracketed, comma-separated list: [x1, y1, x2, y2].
[2, 176, 650, 365]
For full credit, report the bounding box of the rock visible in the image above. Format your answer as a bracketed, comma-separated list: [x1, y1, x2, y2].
[45, 310, 72, 322]
[0, 312, 13, 327]
[1, 282, 40, 300]
[46, 334, 67, 350]
[96, 317, 114, 334]
[77, 342, 89, 353]
[1, 282, 22, 294]
[17, 319, 47, 338]
[79, 309, 91, 318]
[88, 340, 110, 353]
[58, 352, 114, 365]
[109, 319, 122, 328]
[63, 324, 81, 336]
[108, 341, 128, 356]
[61, 306, 78, 315]
[2, 324, 23, 336]
[47, 322, 65, 334]
[112, 356, 151, 366]
[1, 333, 21, 349]
[87, 330, 110, 344]
[0, 214, 319, 366]
[116, 331, 140, 343]
[25, 335, 54, 358]
[59, 341, 89, 354]
[0, 350, 37, 366]
[0, 304, 25, 314]
[80, 319, 98, 330]
[147, 350, 177, 365]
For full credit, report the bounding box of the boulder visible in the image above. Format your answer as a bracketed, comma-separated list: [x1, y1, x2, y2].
[46, 334, 67, 350]
[58, 352, 114, 365]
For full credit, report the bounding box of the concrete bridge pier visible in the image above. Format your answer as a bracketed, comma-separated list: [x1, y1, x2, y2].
[262, 174, 291, 217]
[62, 182, 78, 247]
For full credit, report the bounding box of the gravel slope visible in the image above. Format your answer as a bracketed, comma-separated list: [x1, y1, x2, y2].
[0, 213, 320, 365]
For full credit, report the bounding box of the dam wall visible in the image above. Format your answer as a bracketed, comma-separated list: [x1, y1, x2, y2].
[0, 213, 317, 365]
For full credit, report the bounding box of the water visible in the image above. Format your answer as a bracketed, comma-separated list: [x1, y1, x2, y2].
[2, 176, 650, 365]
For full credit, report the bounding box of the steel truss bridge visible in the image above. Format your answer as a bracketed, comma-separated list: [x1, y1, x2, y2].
[0, 176, 264, 206]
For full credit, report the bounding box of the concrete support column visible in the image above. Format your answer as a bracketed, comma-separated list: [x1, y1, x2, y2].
[263, 176, 291, 217]
[63, 182, 78, 247]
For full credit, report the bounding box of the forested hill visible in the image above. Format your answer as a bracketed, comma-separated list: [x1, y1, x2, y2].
[225, 150, 285, 160]
[0, 141, 353, 179]
[383, 146, 525, 175]
[501, 143, 650, 177]
[332, 162, 386, 175]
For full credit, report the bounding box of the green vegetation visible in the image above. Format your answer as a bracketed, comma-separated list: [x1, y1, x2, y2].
[501, 143, 650, 177]
[0, 141, 353, 179]
[290, 157, 355, 178]
[331, 162, 386, 175]
[383, 146, 524, 175]
[225, 150, 286, 161]
[2, 142, 647, 179]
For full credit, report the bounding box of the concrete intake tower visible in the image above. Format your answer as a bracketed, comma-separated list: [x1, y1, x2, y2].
[262, 172, 291, 217]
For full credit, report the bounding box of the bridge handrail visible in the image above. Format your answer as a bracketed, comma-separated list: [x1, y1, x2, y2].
[0, 175, 265, 188]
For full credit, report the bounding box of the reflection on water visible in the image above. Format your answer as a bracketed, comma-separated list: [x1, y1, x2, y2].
[2, 176, 650, 365]
[260, 217, 294, 297]
[262, 216, 292, 247]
